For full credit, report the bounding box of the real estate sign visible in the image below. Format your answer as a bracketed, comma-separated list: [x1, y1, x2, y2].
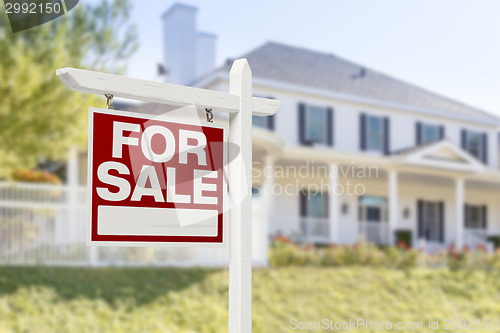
[87, 108, 226, 246]
[58, 61, 279, 333]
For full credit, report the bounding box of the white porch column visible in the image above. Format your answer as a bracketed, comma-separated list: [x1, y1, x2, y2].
[329, 164, 339, 243]
[388, 169, 398, 245]
[455, 178, 464, 249]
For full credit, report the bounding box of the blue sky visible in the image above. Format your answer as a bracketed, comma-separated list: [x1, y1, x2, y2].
[85, 0, 500, 116]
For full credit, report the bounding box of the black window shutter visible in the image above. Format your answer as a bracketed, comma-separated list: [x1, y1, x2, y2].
[268, 115, 275, 131]
[299, 191, 307, 217]
[416, 122, 422, 145]
[417, 200, 423, 239]
[439, 125, 445, 140]
[383, 117, 390, 155]
[461, 129, 467, 149]
[326, 107, 334, 146]
[482, 205, 488, 229]
[482, 133, 488, 164]
[360, 113, 366, 151]
[438, 201, 444, 243]
[298, 103, 306, 145]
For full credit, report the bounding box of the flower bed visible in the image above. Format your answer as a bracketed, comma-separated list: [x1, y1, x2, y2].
[12, 169, 61, 185]
[269, 235, 500, 270]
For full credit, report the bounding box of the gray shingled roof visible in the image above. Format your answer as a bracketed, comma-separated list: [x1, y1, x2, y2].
[216, 42, 498, 122]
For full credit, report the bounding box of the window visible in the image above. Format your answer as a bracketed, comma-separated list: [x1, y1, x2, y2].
[416, 122, 443, 145]
[365, 115, 383, 151]
[464, 131, 482, 160]
[299, 103, 333, 146]
[359, 196, 387, 223]
[251, 186, 261, 197]
[418, 200, 444, 242]
[366, 207, 381, 222]
[422, 201, 440, 242]
[299, 192, 328, 238]
[465, 205, 486, 229]
[420, 124, 440, 144]
[360, 113, 389, 153]
[307, 193, 327, 218]
[252, 116, 273, 130]
[305, 105, 328, 143]
[253, 95, 275, 130]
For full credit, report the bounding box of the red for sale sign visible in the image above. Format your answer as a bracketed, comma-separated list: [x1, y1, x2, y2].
[87, 108, 227, 246]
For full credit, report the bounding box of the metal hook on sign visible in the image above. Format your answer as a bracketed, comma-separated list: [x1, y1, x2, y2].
[105, 94, 114, 109]
[205, 108, 214, 123]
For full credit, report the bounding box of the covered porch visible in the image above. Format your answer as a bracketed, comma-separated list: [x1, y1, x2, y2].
[253, 137, 500, 252]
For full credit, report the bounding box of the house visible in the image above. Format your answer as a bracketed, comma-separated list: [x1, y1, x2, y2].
[148, 3, 500, 252]
[4, 3, 500, 267]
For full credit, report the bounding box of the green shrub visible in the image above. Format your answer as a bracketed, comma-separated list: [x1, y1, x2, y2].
[395, 230, 412, 248]
[1, 266, 500, 332]
[487, 236, 500, 249]
[385, 246, 419, 269]
[271, 237, 420, 269]
[269, 236, 318, 267]
[269, 237, 500, 271]
[447, 249, 471, 271]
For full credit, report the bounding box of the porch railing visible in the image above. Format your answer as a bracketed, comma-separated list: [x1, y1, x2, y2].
[271, 215, 330, 244]
[359, 221, 389, 245]
[0, 182, 267, 266]
[464, 227, 489, 250]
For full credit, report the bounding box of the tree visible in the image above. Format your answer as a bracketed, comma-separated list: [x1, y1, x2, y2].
[0, 0, 138, 178]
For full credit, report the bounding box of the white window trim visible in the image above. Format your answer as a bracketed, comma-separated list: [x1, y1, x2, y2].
[305, 105, 328, 144]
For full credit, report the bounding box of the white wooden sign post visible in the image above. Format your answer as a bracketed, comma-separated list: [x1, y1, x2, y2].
[57, 58, 280, 333]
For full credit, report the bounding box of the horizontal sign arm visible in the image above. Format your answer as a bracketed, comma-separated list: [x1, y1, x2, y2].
[56, 68, 280, 116]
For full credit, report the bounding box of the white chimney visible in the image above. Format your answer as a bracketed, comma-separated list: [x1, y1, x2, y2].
[162, 3, 217, 85]
[162, 4, 197, 85]
[196, 32, 217, 80]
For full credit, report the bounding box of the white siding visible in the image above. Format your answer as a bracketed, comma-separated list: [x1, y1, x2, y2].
[250, 86, 499, 169]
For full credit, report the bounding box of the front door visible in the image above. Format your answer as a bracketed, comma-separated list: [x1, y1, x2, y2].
[359, 196, 388, 244]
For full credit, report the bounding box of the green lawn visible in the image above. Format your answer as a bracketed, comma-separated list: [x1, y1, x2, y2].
[0, 267, 498, 332]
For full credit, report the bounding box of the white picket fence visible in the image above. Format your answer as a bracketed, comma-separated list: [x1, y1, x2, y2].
[0, 182, 268, 266]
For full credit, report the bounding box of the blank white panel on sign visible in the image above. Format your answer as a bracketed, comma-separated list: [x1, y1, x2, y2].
[97, 206, 218, 236]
